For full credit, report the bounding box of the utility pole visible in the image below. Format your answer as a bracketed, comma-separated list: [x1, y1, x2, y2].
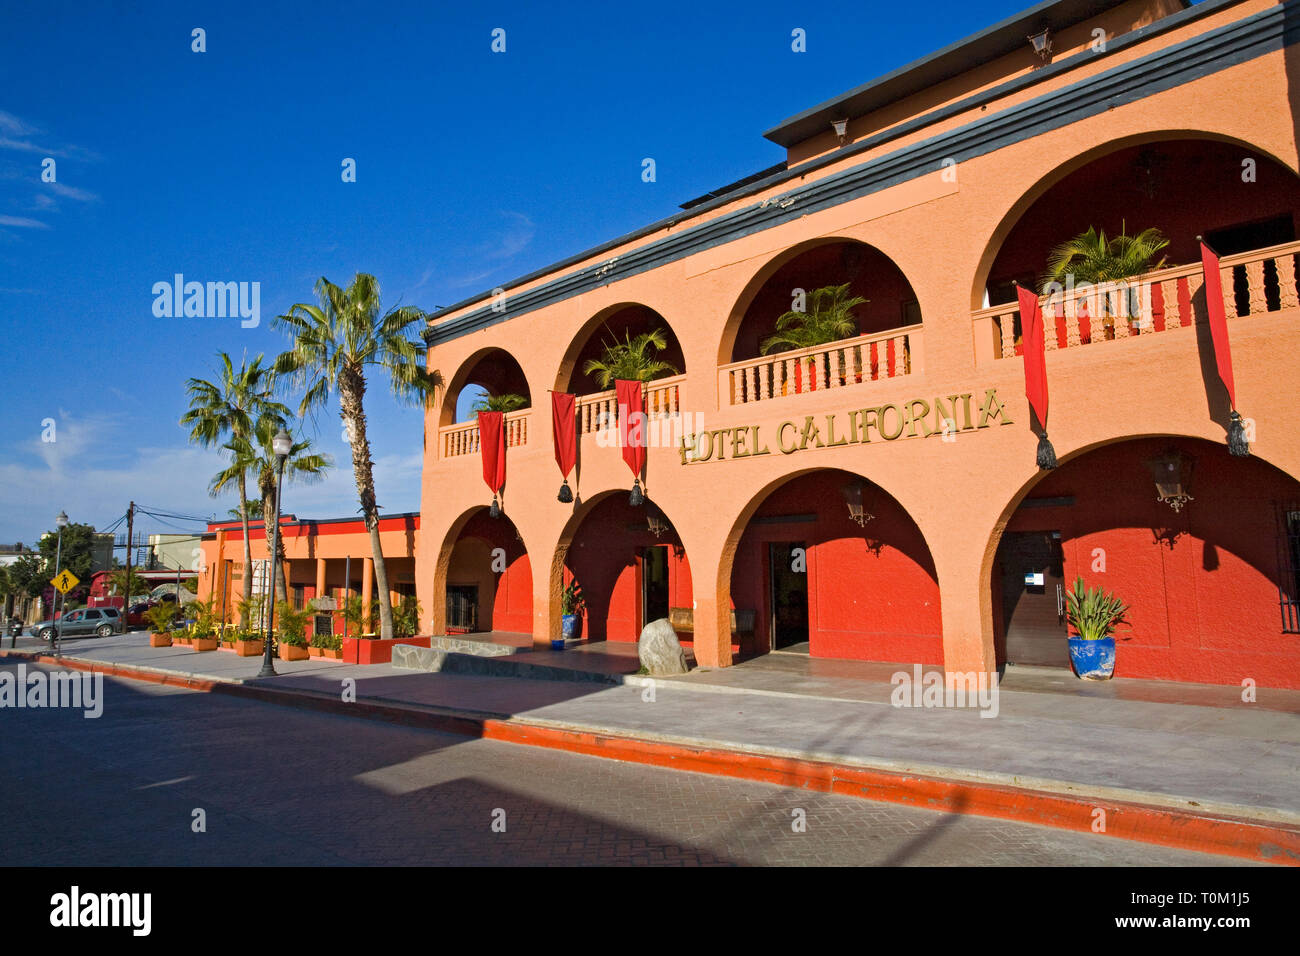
[124, 501, 135, 626]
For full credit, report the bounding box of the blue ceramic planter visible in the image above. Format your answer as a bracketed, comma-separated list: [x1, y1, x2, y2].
[561, 614, 582, 641]
[1068, 636, 1115, 680]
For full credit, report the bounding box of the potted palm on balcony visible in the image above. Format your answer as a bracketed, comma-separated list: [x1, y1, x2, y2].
[581, 328, 678, 389]
[1040, 224, 1168, 340]
[471, 392, 529, 413]
[760, 284, 867, 392]
[1063, 575, 1128, 680]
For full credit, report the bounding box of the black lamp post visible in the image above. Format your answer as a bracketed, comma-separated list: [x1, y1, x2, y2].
[52, 510, 68, 658]
[256, 428, 293, 678]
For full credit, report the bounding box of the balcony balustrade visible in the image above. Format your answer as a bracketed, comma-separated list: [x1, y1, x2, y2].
[574, 374, 684, 436]
[440, 408, 530, 458]
[972, 240, 1300, 363]
[718, 324, 923, 407]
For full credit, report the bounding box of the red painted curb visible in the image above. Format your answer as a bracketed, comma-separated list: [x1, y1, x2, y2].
[9, 650, 1298, 865]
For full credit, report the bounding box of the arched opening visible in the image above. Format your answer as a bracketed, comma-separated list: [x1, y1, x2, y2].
[441, 348, 532, 427]
[558, 492, 694, 647]
[979, 137, 1300, 309]
[556, 303, 686, 397]
[719, 239, 922, 405]
[441, 508, 533, 636]
[989, 437, 1300, 689]
[725, 468, 941, 664]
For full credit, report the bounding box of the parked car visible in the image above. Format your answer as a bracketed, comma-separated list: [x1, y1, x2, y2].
[125, 602, 154, 628]
[33, 607, 119, 641]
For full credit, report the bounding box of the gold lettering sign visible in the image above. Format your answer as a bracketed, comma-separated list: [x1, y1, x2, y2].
[679, 388, 1013, 465]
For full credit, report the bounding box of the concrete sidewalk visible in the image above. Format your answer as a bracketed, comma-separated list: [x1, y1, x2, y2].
[5, 631, 1299, 861]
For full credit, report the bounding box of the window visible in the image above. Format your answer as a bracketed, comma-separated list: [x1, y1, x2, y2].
[292, 584, 306, 610]
[85, 610, 101, 620]
[1278, 504, 1300, 634]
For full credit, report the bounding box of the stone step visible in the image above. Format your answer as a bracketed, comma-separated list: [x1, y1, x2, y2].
[391, 644, 622, 684]
[426, 635, 520, 657]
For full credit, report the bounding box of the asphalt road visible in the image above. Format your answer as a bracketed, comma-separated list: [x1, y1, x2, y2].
[0, 661, 1252, 866]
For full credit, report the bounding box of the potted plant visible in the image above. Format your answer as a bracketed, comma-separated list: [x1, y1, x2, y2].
[1041, 224, 1168, 339]
[312, 631, 343, 660]
[471, 392, 529, 413]
[393, 594, 423, 640]
[145, 603, 176, 647]
[342, 595, 380, 639]
[1063, 575, 1128, 680]
[581, 327, 678, 389]
[232, 629, 264, 657]
[274, 600, 313, 660]
[170, 627, 191, 646]
[559, 580, 585, 648]
[760, 284, 867, 392]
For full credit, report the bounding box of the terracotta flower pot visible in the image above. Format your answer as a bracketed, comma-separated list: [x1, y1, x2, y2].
[149, 632, 172, 648]
[322, 648, 342, 660]
[192, 637, 219, 652]
[278, 643, 309, 661]
[233, 640, 264, 657]
[308, 646, 323, 658]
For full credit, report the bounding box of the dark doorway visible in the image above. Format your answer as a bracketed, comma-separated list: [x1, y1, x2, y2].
[641, 546, 669, 629]
[769, 542, 809, 651]
[446, 585, 479, 633]
[996, 531, 1068, 667]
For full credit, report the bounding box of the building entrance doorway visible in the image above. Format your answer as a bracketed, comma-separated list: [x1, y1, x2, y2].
[769, 542, 808, 651]
[641, 546, 670, 630]
[997, 531, 1068, 667]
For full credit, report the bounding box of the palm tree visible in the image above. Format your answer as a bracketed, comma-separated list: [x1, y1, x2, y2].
[470, 391, 529, 413]
[1040, 224, 1169, 292]
[759, 284, 867, 355]
[181, 352, 289, 612]
[274, 274, 441, 640]
[228, 501, 263, 521]
[582, 327, 678, 389]
[212, 416, 331, 609]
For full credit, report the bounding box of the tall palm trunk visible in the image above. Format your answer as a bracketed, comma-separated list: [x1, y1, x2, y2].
[237, 473, 253, 622]
[259, 477, 288, 605]
[340, 365, 395, 640]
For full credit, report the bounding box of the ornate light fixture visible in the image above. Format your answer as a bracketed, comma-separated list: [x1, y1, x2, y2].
[1027, 26, 1052, 61]
[647, 514, 669, 538]
[831, 118, 848, 144]
[1146, 448, 1195, 513]
[842, 479, 875, 527]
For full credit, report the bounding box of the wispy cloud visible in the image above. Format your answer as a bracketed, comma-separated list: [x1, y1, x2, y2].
[0, 110, 100, 161]
[447, 211, 535, 288]
[0, 111, 38, 136]
[47, 182, 98, 202]
[0, 215, 49, 229]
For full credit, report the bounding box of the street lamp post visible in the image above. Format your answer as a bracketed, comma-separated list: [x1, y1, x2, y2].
[52, 510, 68, 658]
[257, 429, 293, 678]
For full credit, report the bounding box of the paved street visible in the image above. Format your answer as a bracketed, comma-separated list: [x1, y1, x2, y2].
[0, 662, 1251, 866]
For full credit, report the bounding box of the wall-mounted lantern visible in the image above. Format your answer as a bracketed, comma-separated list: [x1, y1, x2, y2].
[831, 118, 849, 144]
[647, 514, 669, 538]
[842, 479, 875, 527]
[1146, 448, 1195, 513]
[1027, 27, 1053, 61]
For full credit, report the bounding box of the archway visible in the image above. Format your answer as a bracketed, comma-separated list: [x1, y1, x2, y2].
[440, 348, 532, 427]
[724, 468, 941, 664]
[975, 135, 1300, 310]
[555, 303, 686, 397]
[988, 436, 1300, 689]
[721, 238, 921, 367]
[553, 491, 694, 646]
[438, 508, 533, 636]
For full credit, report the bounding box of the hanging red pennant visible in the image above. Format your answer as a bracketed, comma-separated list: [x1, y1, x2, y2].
[1017, 284, 1056, 469]
[615, 379, 646, 505]
[478, 411, 506, 514]
[1200, 239, 1248, 455]
[551, 391, 576, 502]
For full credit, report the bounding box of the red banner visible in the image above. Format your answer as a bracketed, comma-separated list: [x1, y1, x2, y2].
[615, 379, 646, 479]
[1200, 240, 1236, 408]
[478, 411, 506, 493]
[1017, 285, 1049, 428]
[551, 391, 576, 478]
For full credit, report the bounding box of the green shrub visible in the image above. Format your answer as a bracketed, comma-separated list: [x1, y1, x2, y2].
[313, 631, 343, 651]
[393, 594, 422, 639]
[1064, 576, 1129, 640]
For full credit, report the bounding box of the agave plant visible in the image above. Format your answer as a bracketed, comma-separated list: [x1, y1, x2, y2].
[582, 328, 678, 389]
[760, 284, 867, 355]
[1040, 224, 1169, 293]
[1063, 575, 1129, 640]
[471, 391, 529, 413]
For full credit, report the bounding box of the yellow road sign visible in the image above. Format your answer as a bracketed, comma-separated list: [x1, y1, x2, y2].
[51, 569, 79, 594]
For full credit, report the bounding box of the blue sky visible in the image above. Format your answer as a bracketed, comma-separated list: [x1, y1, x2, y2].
[0, 0, 1035, 546]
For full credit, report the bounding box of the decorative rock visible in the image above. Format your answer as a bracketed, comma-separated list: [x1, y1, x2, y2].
[638, 618, 688, 675]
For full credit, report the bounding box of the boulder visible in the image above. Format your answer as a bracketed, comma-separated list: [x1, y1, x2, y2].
[638, 618, 688, 675]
